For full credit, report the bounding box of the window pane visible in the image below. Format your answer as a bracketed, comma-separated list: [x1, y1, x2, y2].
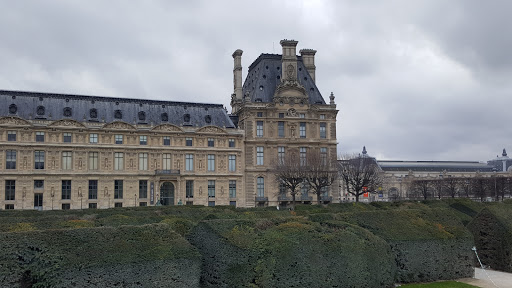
[89, 152, 98, 170]
[186, 154, 194, 171]
[139, 180, 148, 198]
[139, 153, 148, 170]
[229, 155, 236, 172]
[208, 154, 215, 171]
[88, 180, 98, 199]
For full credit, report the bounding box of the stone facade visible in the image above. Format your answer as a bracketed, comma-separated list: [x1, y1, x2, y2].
[0, 39, 338, 210]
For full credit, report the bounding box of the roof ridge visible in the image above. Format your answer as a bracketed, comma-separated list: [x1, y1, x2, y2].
[0, 89, 224, 108]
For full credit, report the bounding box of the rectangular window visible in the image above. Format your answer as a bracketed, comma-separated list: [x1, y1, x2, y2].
[115, 134, 123, 144]
[139, 135, 147, 145]
[89, 180, 98, 200]
[207, 154, 215, 171]
[278, 113, 284, 118]
[300, 147, 307, 166]
[114, 202, 123, 208]
[229, 180, 236, 198]
[139, 153, 148, 170]
[34, 150, 45, 169]
[185, 154, 194, 171]
[229, 139, 235, 148]
[34, 180, 44, 190]
[89, 152, 98, 170]
[279, 181, 287, 196]
[257, 177, 265, 197]
[300, 122, 306, 138]
[63, 132, 72, 143]
[278, 147, 285, 165]
[228, 155, 236, 172]
[320, 123, 326, 139]
[256, 147, 264, 165]
[139, 202, 147, 207]
[186, 137, 193, 146]
[230, 201, 236, 206]
[5, 204, 14, 210]
[114, 152, 124, 170]
[162, 153, 172, 170]
[207, 138, 214, 147]
[186, 180, 194, 198]
[256, 121, 263, 137]
[62, 151, 73, 170]
[5, 180, 15, 201]
[208, 201, 215, 207]
[163, 136, 170, 146]
[89, 133, 98, 144]
[35, 131, 45, 142]
[89, 203, 97, 209]
[301, 181, 310, 196]
[208, 180, 215, 197]
[114, 180, 123, 199]
[257, 112, 263, 117]
[320, 147, 328, 165]
[7, 131, 16, 141]
[278, 121, 285, 137]
[320, 114, 326, 120]
[6, 150, 16, 169]
[299, 113, 306, 118]
[62, 180, 71, 200]
[139, 180, 148, 198]
[62, 203, 71, 210]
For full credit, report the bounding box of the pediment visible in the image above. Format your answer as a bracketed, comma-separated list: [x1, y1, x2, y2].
[48, 119, 86, 128]
[0, 116, 31, 126]
[102, 121, 136, 130]
[196, 125, 227, 134]
[151, 124, 184, 133]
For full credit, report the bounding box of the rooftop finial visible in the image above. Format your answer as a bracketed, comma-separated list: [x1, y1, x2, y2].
[330, 92, 335, 105]
[503, 148, 507, 157]
[362, 146, 367, 155]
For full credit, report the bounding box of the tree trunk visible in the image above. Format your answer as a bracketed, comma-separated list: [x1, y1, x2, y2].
[355, 194, 359, 202]
[292, 193, 296, 210]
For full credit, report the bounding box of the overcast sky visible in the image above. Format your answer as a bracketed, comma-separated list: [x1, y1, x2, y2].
[1, 0, 510, 162]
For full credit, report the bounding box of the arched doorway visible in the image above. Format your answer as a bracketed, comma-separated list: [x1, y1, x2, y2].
[160, 182, 175, 206]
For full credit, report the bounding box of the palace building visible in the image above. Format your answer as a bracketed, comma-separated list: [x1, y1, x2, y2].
[0, 39, 338, 210]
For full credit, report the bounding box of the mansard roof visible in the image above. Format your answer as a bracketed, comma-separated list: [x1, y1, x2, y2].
[0, 90, 235, 128]
[242, 54, 326, 105]
[377, 160, 494, 173]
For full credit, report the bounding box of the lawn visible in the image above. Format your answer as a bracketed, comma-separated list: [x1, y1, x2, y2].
[400, 281, 478, 288]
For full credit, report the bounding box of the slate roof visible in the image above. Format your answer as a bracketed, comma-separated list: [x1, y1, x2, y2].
[242, 54, 326, 104]
[377, 160, 494, 173]
[0, 90, 235, 128]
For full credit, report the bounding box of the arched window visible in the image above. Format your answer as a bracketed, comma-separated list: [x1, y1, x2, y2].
[257, 177, 265, 197]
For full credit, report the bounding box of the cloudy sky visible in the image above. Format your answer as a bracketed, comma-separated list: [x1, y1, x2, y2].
[1, 0, 510, 162]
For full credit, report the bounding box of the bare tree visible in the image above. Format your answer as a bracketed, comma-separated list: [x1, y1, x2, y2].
[472, 177, 490, 201]
[443, 177, 459, 198]
[432, 178, 444, 199]
[458, 177, 472, 198]
[338, 153, 382, 202]
[271, 149, 304, 209]
[304, 149, 338, 205]
[410, 178, 433, 200]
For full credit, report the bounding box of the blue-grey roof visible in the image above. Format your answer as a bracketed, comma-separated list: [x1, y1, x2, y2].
[242, 54, 326, 104]
[377, 160, 494, 173]
[0, 90, 235, 128]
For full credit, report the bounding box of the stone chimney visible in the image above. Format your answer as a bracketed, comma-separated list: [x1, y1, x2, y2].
[300, 49, 317, 82]
[232, 49, 243, 100]
[280, 39, 299, 82]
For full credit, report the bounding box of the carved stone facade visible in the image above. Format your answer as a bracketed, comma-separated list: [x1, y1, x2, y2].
[0, 39, 338, 210]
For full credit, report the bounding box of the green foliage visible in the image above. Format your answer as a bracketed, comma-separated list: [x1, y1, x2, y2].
[0, 224, 201, 287]
[400, 281, 478, 287]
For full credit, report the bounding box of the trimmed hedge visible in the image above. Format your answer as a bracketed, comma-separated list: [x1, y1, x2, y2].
[189, 218, 396, 288]
[0, 224, 201, 287]
[467, 205, 512, 272]
[332, 209, 474, 283]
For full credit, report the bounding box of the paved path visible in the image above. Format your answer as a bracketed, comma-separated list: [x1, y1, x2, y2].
[458, 268, 512, 288]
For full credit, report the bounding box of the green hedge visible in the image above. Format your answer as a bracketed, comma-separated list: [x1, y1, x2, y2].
[0, 223, 200, 287]
[332, 209, 474, 283]
[189, 218, 396, 288]
[467, 205, 512, 272]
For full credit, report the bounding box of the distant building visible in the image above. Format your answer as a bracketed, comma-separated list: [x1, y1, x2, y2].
[339, 147, 508, 202]
[0, 39, 338, 210]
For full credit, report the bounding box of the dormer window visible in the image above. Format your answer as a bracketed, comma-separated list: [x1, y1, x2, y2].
[205, 115, 212, 124]
[36, 106, 45, 116]
[184, 114, 190, 123]
[114, 110, 122, 119]
[161, 113, 168, 122]
[90, 108, 98, 119]
[138, 111, 146, 121]
[63, 107, 72, 117]
[9, 104, 17, 114]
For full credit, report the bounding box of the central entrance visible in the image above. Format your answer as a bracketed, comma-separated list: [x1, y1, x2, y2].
[160, 182, 175, 206]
